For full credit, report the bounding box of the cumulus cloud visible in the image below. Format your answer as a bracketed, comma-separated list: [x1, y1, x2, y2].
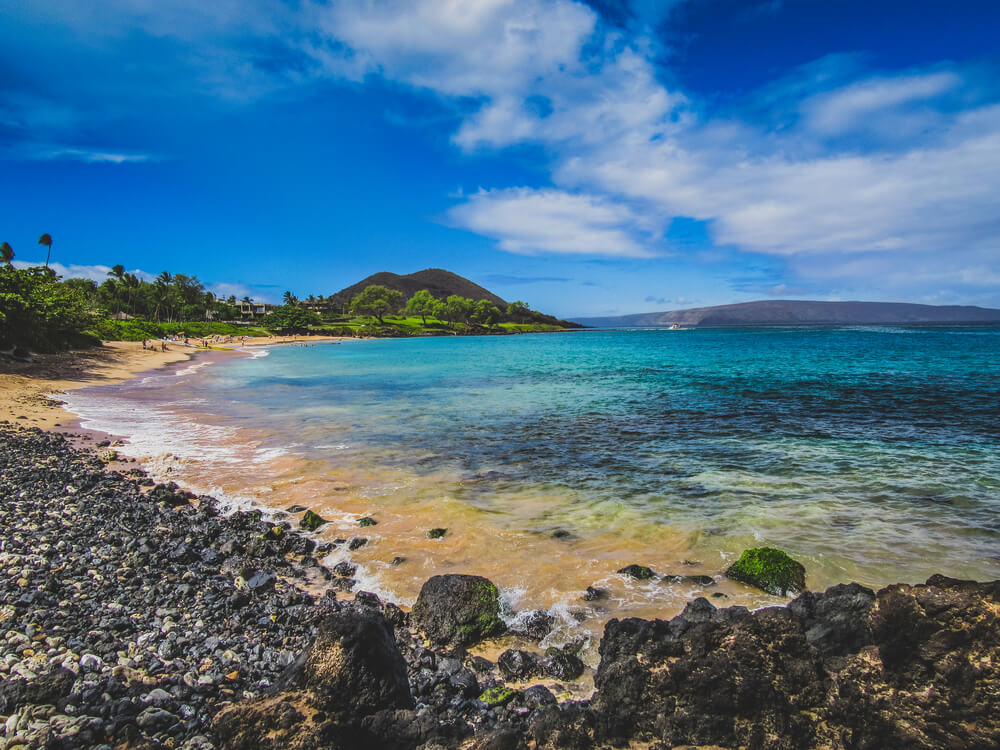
[448, 188, 657, 257]
[8, 0, 1000, 296]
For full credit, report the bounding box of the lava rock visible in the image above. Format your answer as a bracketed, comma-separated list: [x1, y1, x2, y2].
[543, 647, 585, 681]
[411, 574, 506, 648]
[511, 609, 555, 641]
[299, 509, 328, 531]
[617, 564, 655, 580]
[725, 547, 806, 595]
[498, 649, 545, 681]
[333, 561, 357, 578]
[583, 586, 609, 601]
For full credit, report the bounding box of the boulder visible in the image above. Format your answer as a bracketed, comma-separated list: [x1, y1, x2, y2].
[510, 609, 555, 641]
[590, 576, 1000, 749]
[213, 609, 413, 749]
[543, 647, 585, 681]
[725, 547, 806, 595]
[299, 510, 327, 531]
[617, 564, 655, 580]
[411, 574, 506, 648]
[498, 649, 545, 681]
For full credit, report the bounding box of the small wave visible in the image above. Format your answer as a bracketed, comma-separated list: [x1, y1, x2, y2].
[175, 361, 213, 377]
[250, 349, 270, 359]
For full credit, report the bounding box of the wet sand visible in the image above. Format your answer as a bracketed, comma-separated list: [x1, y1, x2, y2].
[0, 335, 350, 430]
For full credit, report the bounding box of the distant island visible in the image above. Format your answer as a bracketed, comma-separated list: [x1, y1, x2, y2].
[573, 300, 1000, 328]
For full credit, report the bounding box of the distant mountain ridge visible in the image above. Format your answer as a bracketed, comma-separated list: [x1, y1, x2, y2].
[573, 300, 1000, 328]
[329, 269, 506, 308]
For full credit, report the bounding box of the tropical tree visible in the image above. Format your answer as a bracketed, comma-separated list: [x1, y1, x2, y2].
[107, 264, 127, 313]
[0, 264, 92, 351]
[154, 271, 173, 321]
[472, 299, 502, 328]
[282, 290, 299, 306]
[442, 294, 474, 324]
[124, 272, 140, 315]
[38, 234, 53, 267]
[261, 305, 321, 334]
[1, 242, 13, 266]
[404, 289, 438, 324]
[506, 300, 530, 322]
[350, 284, 403, 324]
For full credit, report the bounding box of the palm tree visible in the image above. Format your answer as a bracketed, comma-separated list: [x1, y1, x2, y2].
[0, 242, 13, 266]
[38, 234, 52, 267]
[153, 271, 172, 322]
[124, 273, 140, 315]
[108, 264, 126, 313]
[282, 290, 298, 306]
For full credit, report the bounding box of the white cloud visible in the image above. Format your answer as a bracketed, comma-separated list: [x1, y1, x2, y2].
[36, 148, 153, 163]
[448, 188, 657, 257]
[801, 71, 960, 136]
[12, 261, 154, 282]
[10, 0, 1000, 296]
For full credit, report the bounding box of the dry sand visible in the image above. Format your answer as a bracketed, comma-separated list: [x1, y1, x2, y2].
[0, 335, 348, 429]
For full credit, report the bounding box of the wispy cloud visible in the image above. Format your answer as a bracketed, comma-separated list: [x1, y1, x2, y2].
[35, 148, 154, 163]
[480, 274, 574, 285]
[12, 261, 154, 283]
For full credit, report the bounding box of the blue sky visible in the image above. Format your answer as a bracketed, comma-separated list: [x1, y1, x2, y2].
[2, 0, 999, 317]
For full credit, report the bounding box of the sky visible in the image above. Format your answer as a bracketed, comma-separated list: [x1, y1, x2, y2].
[2, 0, 999, 318]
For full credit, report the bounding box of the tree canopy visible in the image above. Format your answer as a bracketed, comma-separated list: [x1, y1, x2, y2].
[350, 284, 403, 323]
[261, 304, 321, 334]
[404, 289, 437, 324]
[0, 265, 94, 351]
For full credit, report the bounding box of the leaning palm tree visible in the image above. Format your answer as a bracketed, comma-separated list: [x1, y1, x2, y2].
[0, 242, 13, 266]
[38, 234, 53, 267]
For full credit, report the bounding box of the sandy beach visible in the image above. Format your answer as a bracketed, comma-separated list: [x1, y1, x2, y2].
[0, 335, 348, 430]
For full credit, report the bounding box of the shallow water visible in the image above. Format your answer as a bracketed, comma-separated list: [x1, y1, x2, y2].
[64, 328, 1000, 658]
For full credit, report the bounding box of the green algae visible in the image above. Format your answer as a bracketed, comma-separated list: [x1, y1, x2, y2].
[725, 547, 806, 596]
[300, 510, 327, 532]
[478, 687, 518, 707]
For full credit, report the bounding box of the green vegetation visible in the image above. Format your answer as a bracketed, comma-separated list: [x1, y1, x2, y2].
[350, 284, 403, 324]
[0, 265, 96, 352]
[260, 305, 321, 334]
[478, 687, 518, 707]
[1, 234, 576, 354]
[725, 547, 806, 596]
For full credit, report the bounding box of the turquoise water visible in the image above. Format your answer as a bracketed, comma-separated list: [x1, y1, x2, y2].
[68, 327, 1000, 629]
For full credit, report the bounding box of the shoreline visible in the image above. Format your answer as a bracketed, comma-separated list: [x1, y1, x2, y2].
[0, 336, 350, 432]
[0, 424, 996, 749]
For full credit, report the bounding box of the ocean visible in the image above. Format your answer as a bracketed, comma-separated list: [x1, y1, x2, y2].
[64, 327, 1000, 657]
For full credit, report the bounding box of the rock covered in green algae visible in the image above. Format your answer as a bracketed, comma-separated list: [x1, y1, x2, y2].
[299, 509, 327, 531]
[411, 574, 506, 648]
[617, 564, 655, 580]
[725, 547, 806, 595]
[478, 686, 518, 707]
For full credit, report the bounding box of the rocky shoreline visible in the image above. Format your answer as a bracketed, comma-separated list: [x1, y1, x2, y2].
[1, 424, 998, 749]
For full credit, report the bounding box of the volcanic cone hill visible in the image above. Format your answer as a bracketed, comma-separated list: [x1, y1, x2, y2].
[328, 269, 506, 309]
